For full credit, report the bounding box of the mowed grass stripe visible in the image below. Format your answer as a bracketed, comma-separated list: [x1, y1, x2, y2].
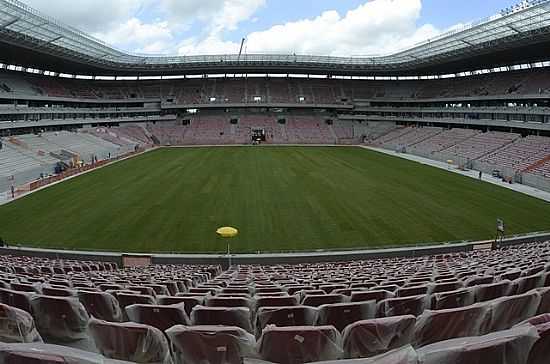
[0, 146, 549, 253]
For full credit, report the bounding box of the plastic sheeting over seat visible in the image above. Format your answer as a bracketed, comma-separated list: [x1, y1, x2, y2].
[125, 303, 190, 332]
[166, 325, 257, 364]
[0, 288, 33, 313]
[517, 313, 550, 364]
[0, 342, 134, 364]
[342, 315, 416, 359]
[430, 288, 474, 310]
[30, 295, 89, 342]
[416, 325, 539, 364]
[413, 304, 490, 347]
[191, 306, 253, 333]
[377, 295, 429, 317]
[317, 301, 376, 332]
[258, 325, 343, 363]
[0, 303, 42, 343]
[88, 318, 173, 364]
[256, 306, 319, 336]
[483, 291, 541, 332]
[77, 290, 122, 322]
[308, 345, 418, 363]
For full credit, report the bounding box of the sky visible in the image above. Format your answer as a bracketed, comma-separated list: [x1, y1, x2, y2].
[21, 0, 521, 57]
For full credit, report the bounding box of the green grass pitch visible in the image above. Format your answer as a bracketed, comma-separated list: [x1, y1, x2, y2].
[0, 146, 549, 253]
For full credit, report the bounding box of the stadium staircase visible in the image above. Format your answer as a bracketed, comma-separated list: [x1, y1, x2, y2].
[475, 136, 523, 161]
[523, 155, 550, 173]
[408, 128, 445, 147]
[328, 124, 338, 142]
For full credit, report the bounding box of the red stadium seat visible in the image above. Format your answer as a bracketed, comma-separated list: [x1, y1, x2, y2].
[166, 325, 256, 364]
[377, 294, 430, 317]
[88, 318, 171, 363]
[256, 306, 319, 335]
[125, 303, 190, 332]
[303, 294, 346, 307]
[430, 288, 474, 310]
[342, 315, 416, 358]
[30, 296, 89, 342]
[351, 290, 395, 303]
[0, 303, 42, 343]
[413, 304, 490, 347]
[191, 306, 253, 333]
[77, 290, 122, 322]
[157, 295, 204, 316]
[0, 288, 33, 314]
[317, 301, 377, 332]
[258, 325, 343, 363]
[416, 325, 539, 364]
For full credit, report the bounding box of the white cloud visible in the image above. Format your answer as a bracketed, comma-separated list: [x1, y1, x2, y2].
[22, 0, 442, 57]
[178, 0, 441, 57]
[22, 0, 145, 33]
[94, 18, 173, 54]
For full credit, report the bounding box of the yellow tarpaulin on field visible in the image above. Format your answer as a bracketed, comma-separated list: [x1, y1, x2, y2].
[216, 226, 239, 238]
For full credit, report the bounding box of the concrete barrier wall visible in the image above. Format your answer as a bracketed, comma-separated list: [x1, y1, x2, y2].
[2, 232, 549, 269]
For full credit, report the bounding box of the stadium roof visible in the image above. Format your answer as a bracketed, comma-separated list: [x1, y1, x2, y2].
[1, 0, 550, 77]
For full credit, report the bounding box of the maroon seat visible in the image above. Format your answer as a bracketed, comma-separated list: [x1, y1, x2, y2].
[126, 303, 190, 332]
[191, 306, 253, 333]
[431, 288, 474, 310]
[374, 284, 399, 292]
[206, 296, 251, 309]
[126, 286, 156, 296]
[317, 301, 376, 332]
[377, 295, 429, 317]
[166, 325, 256, 364]
[0, 342, 131, 364]
[255, 287, 284, 295]
[157, 295, 203, 316]
[431, 282, 462, 294]
[77, 291, 122, 322]
[396, 285, 429, 297]
[333, 289, 364, 297]
[30, 296, 89, 342]
[10, 283, 39, 293]
[98, 284, 125, 292]
[523, 314, 550, 364]
[319, 345, 417, 363]
[88, 318, 171, 363]
[221, 287, 251, 295]
[286, 286, 315, 295]
[512, 274, 544, 295]
[258, 325, 343, 363]
[41, 287, 75, 297]
[116, 293, 155, 314]
[474, 280, 512, 302]
[144, 284, 170, 296]
[416, 325, 538, 364]
[464, 276, 494, 287]
[255, 296, 299, 311]
[342, 315, 415, 358]
[351, 290, 394, 303]
[0, 303, 42, 343]
[302, 294, 345, 307]
[319, 284, 347, 294]
[484, 292, 541, 332]
[256, 306, 319, 335]
[413, 304, 490, 347]
[500, 270, 522, 281]
[0, 288, 33, 313]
